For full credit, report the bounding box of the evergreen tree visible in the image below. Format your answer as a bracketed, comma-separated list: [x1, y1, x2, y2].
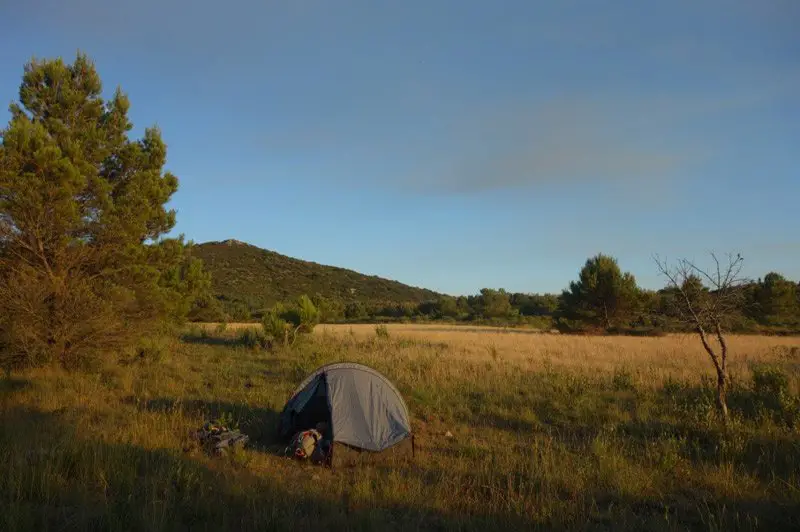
[477, 288, 513, 319]
[0, 54, 202, 368]
[753, 272, 798, 326]
[561, 254, 640, 328]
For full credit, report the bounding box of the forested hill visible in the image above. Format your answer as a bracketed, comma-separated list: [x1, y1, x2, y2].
[192, 240, 442, 314]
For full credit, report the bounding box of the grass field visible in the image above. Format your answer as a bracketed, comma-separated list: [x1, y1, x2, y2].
[2, 324, 800, 531]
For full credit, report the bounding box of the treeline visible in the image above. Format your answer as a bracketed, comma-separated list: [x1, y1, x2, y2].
[213, 254, 800, 335]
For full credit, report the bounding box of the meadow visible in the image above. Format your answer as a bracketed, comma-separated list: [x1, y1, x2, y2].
[2, 324, 800, 531]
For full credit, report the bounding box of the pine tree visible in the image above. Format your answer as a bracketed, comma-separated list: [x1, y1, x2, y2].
[0, 53, 202, 368]
[561, 254, 640, 328]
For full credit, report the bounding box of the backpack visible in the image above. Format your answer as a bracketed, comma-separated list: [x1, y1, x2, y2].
[288, 429, 327, 462]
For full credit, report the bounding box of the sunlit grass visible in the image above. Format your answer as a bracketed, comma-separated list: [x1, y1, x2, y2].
[2, 324, 799, 530]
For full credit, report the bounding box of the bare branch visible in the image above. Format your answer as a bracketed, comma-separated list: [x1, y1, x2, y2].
[653, 251, 746, 425]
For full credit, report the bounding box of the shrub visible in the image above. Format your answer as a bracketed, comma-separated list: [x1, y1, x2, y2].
[262, 296, 319, 345]
[751, 364, 792, 414]
[228, 301, 252, 322]
[238, 328, 270, 350]
[185, 324, 202, 338]
[375, 325, 390, 339]
[135, 336, 172, 363]
[261, 308, 290, 345]
[295, 295, 320, 333]
[612, 367, 636, 391]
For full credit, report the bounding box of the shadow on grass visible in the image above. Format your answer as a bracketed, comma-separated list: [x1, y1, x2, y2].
[617, 418, 800, 483]
[592, 491, 800, 531]
[456, 409, 541, 434]
[0, 406, 543, 531]
[180, 333, 245, 347]
[456, 381, 800, 488]
[0, 376, 31, 396]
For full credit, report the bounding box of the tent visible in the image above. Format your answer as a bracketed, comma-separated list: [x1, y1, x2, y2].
[278, 362, 414, 465]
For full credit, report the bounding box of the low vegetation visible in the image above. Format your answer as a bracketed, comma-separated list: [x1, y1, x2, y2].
[2, 325, 800, 530]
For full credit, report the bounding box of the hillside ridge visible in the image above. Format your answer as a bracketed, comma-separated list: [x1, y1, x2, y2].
[192, 240, 443, 314]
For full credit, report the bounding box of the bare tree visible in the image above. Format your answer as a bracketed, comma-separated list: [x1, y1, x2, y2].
[654, 253, 748, 424]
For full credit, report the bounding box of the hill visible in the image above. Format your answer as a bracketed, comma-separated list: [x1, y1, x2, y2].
[191, 240, 442, 316]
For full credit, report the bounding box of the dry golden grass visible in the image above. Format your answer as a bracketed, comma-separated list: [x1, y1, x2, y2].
[316, 323, 800, 386]
[3, 323, 798, 530]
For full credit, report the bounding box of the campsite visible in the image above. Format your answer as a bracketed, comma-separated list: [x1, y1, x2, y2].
[2, 3, 800, 531]
[3, 323, 800, 530]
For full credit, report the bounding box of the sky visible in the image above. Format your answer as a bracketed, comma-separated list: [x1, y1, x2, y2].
[1, 0, 798, 295]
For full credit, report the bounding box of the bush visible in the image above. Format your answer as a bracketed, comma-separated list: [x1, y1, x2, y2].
[375, 324, 390, 339]
[751, 364, 793, 414]
[262, 308, 290, 345]
[238, 328, 271, 350]
[295, 295, 320, 333]
[261, 296, 319, 345]
[135, 336, 172, 363]
[227, 301, 252, 322]
[612, 367, 636, 391]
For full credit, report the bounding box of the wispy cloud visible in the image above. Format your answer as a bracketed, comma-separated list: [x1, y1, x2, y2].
[403, 98, 682, 193]
[395, 70, 799, 195]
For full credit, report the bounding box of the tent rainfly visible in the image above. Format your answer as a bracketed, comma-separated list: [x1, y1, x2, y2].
[278, 362, 414, 464]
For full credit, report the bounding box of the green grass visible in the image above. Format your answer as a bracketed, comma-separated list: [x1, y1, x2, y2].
[1, 328, 799, 531]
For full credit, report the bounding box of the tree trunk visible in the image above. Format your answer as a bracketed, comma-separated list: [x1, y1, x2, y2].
[696, 325, 730, 424]
[716, 369, 729, 425]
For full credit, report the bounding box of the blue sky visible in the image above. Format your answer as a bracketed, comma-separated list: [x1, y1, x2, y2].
[1, 1, 798, 295]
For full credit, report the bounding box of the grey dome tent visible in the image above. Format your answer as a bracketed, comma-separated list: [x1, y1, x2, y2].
[278, 362, 414, 465]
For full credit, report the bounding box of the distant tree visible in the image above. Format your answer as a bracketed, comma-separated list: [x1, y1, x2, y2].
[753, 273, 798, 326]
[344, 300, 367, 320]
[655, 253, 749, 424]
[437, 296, 460, 318]
[561, 254, 640, 328]
[456, 296, 472, 318]
[416, 300, 438, 318]
[797, 280, 800, 313]
[398, 302, 417, 318]
[0, 53, 193, 369]
[512, 293, 559, 316]
[414, 297, 459, 319]
[477, 288, 513, 319]
[311, 294, 343, 323]
[629, 289, 662, 328]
